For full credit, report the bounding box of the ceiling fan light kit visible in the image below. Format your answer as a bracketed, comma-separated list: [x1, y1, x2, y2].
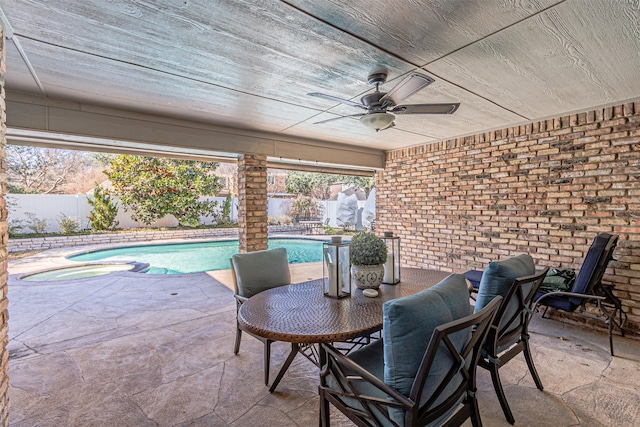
[360, 112, 395, 131]
[308, 69, 459, 131]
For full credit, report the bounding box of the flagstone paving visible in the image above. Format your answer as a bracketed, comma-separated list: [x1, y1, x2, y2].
[6, 247, 640, 426]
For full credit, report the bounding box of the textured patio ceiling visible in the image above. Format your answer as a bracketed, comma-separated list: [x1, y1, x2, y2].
[1, 0, 639, 169]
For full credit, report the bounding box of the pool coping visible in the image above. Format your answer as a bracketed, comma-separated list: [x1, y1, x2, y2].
[8, 234, 336, 280]
[18, 261, 151, 282]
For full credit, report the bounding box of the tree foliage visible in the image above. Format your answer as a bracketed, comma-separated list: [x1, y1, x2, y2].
[285, 172, 334, 199]
[57, 213, 80, 234]
[285, 195, 322, 219]
[106, 155, 221, 227]
[6, 146, 105, 194]
[285, 171, 375, 199]
[88, 184, 119, 231]
[211, 193, 235, 226]
[341, 176, 376, 195]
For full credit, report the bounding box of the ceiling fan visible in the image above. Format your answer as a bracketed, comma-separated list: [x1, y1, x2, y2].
[308, 70, 459, 131]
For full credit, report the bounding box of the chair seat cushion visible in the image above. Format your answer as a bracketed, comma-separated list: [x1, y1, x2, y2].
[329, 340, 386, 399]
[474, 254, 535, 313]
[325, 340, 397, 426]
[464, 269, 483, 290]
[535, 292, 576, 312]
[231, 248, 291, 298]
[383, 274, 472, 425]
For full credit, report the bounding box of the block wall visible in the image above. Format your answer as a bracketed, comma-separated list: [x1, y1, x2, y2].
[238, 154, 268, 253]
[8, 227, 238, 253]
[0, 28, 8, 426]
[378, 102, 640, 330]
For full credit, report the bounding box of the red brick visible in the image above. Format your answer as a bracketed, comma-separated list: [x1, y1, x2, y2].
[379, 101, 640, 330]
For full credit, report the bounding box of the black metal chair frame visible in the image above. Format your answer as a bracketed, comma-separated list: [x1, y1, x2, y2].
[318, 296, 503, 427]
[534, 233, 627, 356]
[478, 267, 549, 425]
[233, 292, 275, 386]
[266, 335, 381, 393]
[231, 260, 289, 386]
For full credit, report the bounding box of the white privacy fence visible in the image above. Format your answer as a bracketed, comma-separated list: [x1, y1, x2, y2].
[7, 194, 371, 233]
[7, 194, 239, 233]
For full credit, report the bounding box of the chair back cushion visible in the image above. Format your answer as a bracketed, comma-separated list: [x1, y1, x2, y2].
[474, 254, 535, 313]
[231, 248, 291, 298]
[569, 233, 617, 305]
[383, 274, 471, 424]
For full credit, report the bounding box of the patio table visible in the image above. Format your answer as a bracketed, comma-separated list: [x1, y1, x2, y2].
[238, 267, 450, 392]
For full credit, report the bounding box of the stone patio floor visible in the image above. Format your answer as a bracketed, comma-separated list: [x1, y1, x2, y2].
[5, 246, 640, 426]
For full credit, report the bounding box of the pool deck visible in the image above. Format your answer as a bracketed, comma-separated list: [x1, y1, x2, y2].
[5, 241, 640, 426]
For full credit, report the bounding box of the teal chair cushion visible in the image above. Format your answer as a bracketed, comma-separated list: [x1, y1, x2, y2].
[474, 254, 535, 313]
[383, 274, 472, 425]
[325, 340, 391, 425]
[231, 248, 291, 298]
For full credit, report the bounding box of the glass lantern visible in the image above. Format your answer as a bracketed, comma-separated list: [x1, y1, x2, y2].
[323, 236, 351, 298]
[382, 231, 401, 284]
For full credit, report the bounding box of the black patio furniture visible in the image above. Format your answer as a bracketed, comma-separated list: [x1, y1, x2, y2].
[231, 247, 292, 385]
[318, 274, 502, 427]
[474, 256, 549, 425]
[534, 232, 627, 356]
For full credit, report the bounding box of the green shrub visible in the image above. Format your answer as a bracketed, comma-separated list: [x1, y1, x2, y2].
[288, 195, 321, 219]
[24, 212, 48, 235]
[88, 185, 119, 231]
[8, 219, 25, 235]
[268, 215, 292, 225]
[58, 213, 80, 234]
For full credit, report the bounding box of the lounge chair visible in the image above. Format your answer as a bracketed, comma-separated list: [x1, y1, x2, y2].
[534, 232, 627, 356]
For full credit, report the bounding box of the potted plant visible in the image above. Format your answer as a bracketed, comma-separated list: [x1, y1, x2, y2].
[349, 231, 388, 289]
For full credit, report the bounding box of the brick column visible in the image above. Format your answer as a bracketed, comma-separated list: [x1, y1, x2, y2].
[237, 154, 268, 253]
[0, 28, 9, 426]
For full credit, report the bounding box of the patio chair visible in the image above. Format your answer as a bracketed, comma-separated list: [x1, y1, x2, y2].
[318, 274, 502, 427]
[473, 253, 549, 425]
[534, 232, 627, 356]
[231, 247, 291, 385]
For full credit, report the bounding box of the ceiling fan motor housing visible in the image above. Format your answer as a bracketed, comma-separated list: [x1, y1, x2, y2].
[361, 92, 386, 110]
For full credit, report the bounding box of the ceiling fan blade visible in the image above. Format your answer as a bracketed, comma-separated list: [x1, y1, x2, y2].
[380, 72, 435, 106]
[307, 92, 367, 110]
[390, 103, 460, 115]
[313, 113, 366, 125]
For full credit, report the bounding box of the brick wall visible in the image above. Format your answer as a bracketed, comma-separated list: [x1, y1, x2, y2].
[238, 154, 268, 253]
[378, 102, 640, 330]
[0, 28, 8, 426]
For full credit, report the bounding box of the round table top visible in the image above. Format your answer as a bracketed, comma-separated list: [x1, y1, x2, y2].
[238, 268, 451, 344]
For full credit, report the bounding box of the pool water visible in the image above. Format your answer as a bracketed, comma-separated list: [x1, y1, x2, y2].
[69, 238, 326, 274]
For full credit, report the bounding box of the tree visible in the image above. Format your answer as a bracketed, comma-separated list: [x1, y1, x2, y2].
[341, 176, 376, 197]
[106, 155, 222, 227]
[88, 184, 119, 231]
[6, 145, 106, 194]
[285, 172, 336, 199]
[285, 171, 376, 199]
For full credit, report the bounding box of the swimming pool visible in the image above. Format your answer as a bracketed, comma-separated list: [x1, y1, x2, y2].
[21, 262, 150, 282]
[69, 238, 326, 274]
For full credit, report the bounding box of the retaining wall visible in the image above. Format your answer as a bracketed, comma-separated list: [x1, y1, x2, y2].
[8, 227, 239, 253]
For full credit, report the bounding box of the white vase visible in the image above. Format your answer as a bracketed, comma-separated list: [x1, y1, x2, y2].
[351, 264, 384, 289]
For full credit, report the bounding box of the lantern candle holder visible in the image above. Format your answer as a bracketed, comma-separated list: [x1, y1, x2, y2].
[382, 231, 401, 284]
[323, 236, 351, 298]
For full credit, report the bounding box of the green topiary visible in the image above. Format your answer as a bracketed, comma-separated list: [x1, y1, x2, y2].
[349, 231, 387, 266]
[88, 184, 119, 231]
